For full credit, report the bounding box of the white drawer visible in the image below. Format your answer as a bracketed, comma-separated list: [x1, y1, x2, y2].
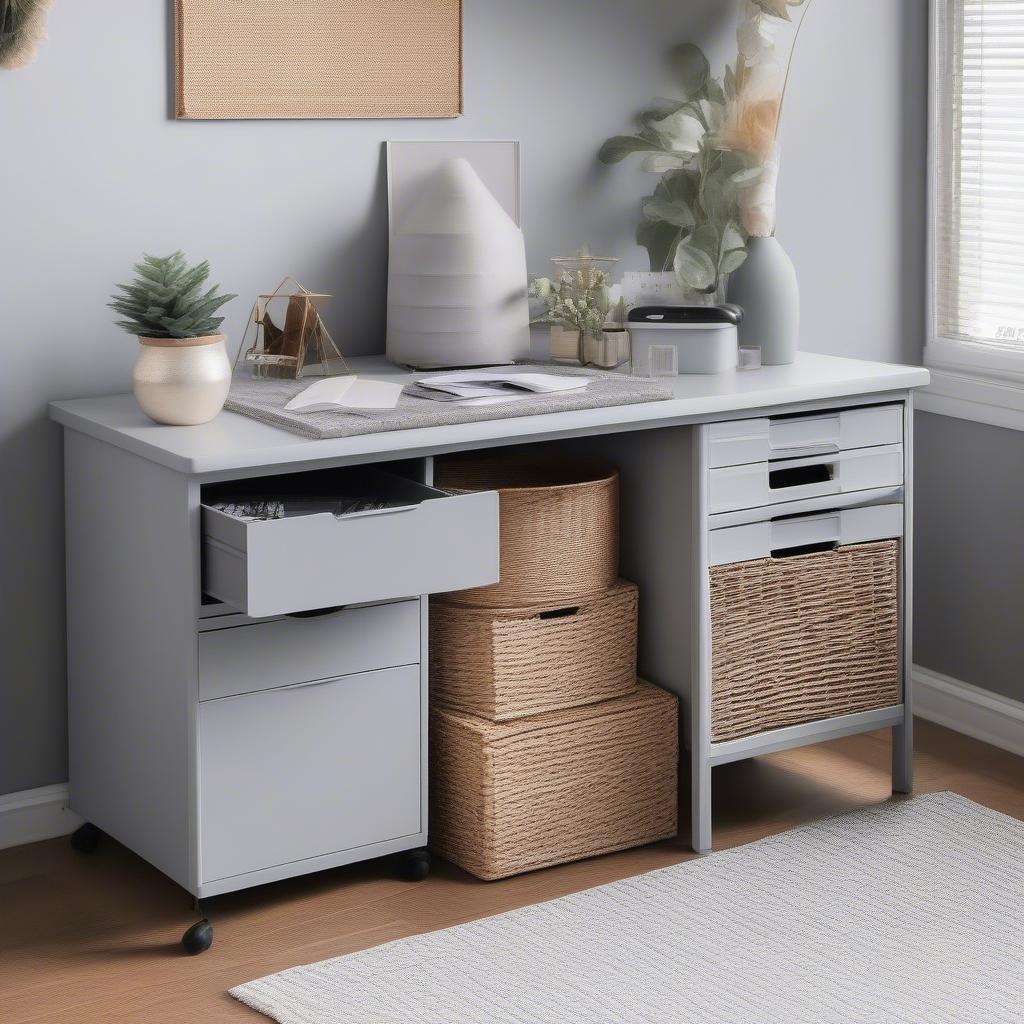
[710, 503, 904, 566]
[708, 444, 904, 515]
[202, 468, 499, 618]
[708, 405, 902, 468]
[198, 599, 420, 701]
[199, 664, 421, 883]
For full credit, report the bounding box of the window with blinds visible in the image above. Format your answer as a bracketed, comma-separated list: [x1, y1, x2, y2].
[933, 0, 1024, 366]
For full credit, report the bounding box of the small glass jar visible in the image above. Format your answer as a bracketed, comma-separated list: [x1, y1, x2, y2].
[738, 346, 762, 370]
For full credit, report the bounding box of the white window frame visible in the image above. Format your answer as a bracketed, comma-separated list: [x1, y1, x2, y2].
[922, 0, 1024, 432]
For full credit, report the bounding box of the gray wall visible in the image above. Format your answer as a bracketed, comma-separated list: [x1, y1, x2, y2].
[0, 0, 928, 796]
[914, 414, 1024, 702]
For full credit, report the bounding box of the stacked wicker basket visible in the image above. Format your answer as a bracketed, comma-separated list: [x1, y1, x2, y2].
[429, 452, 678, 880]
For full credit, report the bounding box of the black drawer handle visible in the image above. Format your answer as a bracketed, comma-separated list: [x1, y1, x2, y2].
[537, 606, 580, 621]
[769, 463, 834, 490]
[770, 541, 839, 559]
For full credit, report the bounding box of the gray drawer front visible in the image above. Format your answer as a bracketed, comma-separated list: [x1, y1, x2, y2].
[709, 503, 904, 567]
[199, 664, 421, 884]
[708, 405, 903, 468]
[198, 600, 420, 701]
[708, 445, 904, 515]
[202, 483, 499, 618]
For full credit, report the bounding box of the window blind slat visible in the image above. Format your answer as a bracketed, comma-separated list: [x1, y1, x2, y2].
[935, 0, 1024, 349]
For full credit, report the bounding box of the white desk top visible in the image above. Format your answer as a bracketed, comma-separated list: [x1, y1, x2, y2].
[49, 354, 929, 477]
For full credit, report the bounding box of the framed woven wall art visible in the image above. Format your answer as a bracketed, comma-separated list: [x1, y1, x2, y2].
[174, 0, 463, 120]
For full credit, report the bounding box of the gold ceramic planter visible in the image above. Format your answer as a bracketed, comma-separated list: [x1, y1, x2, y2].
[132, 334, 231, 425]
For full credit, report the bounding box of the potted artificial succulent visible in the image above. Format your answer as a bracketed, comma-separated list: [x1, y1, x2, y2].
[109, 252, 236, 425]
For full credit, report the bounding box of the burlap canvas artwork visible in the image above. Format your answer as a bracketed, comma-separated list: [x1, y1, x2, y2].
[175, 0, 463, 119]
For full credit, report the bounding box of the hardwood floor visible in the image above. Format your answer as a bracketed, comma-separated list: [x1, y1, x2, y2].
[1, 719, 1020, 1023]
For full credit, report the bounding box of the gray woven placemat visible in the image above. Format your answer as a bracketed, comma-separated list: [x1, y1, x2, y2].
[224, 364, 672, 440]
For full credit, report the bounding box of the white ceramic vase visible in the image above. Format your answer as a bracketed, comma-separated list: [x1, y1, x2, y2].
[132, 334, 231, 425]
[727, 236, 800, 366]
[386, 158, 531, 369]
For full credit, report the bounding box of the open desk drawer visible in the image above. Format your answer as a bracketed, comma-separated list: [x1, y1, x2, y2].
[202, 468, 499, 618]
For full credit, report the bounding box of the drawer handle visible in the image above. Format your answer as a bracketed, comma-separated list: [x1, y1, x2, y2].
[771, 441, 841, 459]
[339, 503, 419, 520]
[768, 463, 834, 490]
[770, 541, 839, 559]
[773, 440, 840, 452]
[536, 606, 580, 621]
[286, 605, 348, 619]
[281, 676, 342, 691]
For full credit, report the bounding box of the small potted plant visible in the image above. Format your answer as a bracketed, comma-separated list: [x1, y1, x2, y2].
[109, 252, 236, 425]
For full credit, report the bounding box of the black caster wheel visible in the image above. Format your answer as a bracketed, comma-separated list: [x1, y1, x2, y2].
[182, 919, 214, 955]
[70, 822, 102, 853]
[399, 848, 431, 881]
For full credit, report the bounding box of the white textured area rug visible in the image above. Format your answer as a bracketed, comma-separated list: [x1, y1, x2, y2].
[231, 793, 1024, 1024]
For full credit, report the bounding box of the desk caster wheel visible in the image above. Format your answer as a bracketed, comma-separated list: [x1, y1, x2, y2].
[400, 848, 431, 881]
[71, 822, 102, 853]
[182, 919, 213, 955]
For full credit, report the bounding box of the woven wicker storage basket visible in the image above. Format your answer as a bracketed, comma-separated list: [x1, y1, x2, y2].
[434, 452, 618, 607]
[430, 681, 678, 880]
[710, 539, 900, 742]
[431, 580, 638, 721]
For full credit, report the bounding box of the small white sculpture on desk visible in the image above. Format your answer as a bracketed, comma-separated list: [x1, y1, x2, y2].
[386, 158, 531, 370]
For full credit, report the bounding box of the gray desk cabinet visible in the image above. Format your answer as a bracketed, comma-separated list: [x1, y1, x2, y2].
[51, 353, 929, 951]
[58, 430, 498, 917]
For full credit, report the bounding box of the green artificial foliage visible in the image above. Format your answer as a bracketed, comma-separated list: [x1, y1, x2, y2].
[600, 43, 753, 298]
[599, 1, 813, 297]
[109, 252, 237, 340]
[0, 0, 53, 70]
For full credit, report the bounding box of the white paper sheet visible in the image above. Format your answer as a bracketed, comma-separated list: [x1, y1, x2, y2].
[284, 377, 404, 412]
[415, 371, 591, 399]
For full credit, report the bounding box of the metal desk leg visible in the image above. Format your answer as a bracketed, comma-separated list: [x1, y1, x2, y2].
[691, 745, 712, 855]
[893, 716, 914, 794]
[691, 426, 713, 854]
[894, 396, 915, 794]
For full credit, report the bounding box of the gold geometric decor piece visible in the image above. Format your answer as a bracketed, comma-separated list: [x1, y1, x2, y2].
[234, 278, 351, 381]
[174, 0, 463, 119]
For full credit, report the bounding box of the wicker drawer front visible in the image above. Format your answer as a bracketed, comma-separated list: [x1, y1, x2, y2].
[430, 681, 678, 880]
[431, 581, 638, 722]
[710, 540, 900, 742]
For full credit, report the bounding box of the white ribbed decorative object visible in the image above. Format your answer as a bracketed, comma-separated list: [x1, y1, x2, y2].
[386, 158, 530, 370]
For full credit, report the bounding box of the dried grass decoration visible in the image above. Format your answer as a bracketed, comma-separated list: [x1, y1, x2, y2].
[235, 278, 350, 381]
[1, 0, 53, 69]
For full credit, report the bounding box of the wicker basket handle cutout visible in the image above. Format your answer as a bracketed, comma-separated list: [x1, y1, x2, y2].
[536, 606, 580, 621]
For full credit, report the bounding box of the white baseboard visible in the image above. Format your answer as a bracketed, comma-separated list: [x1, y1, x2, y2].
[913, 665, 1024, 758]
[0, 784, 83, 851]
